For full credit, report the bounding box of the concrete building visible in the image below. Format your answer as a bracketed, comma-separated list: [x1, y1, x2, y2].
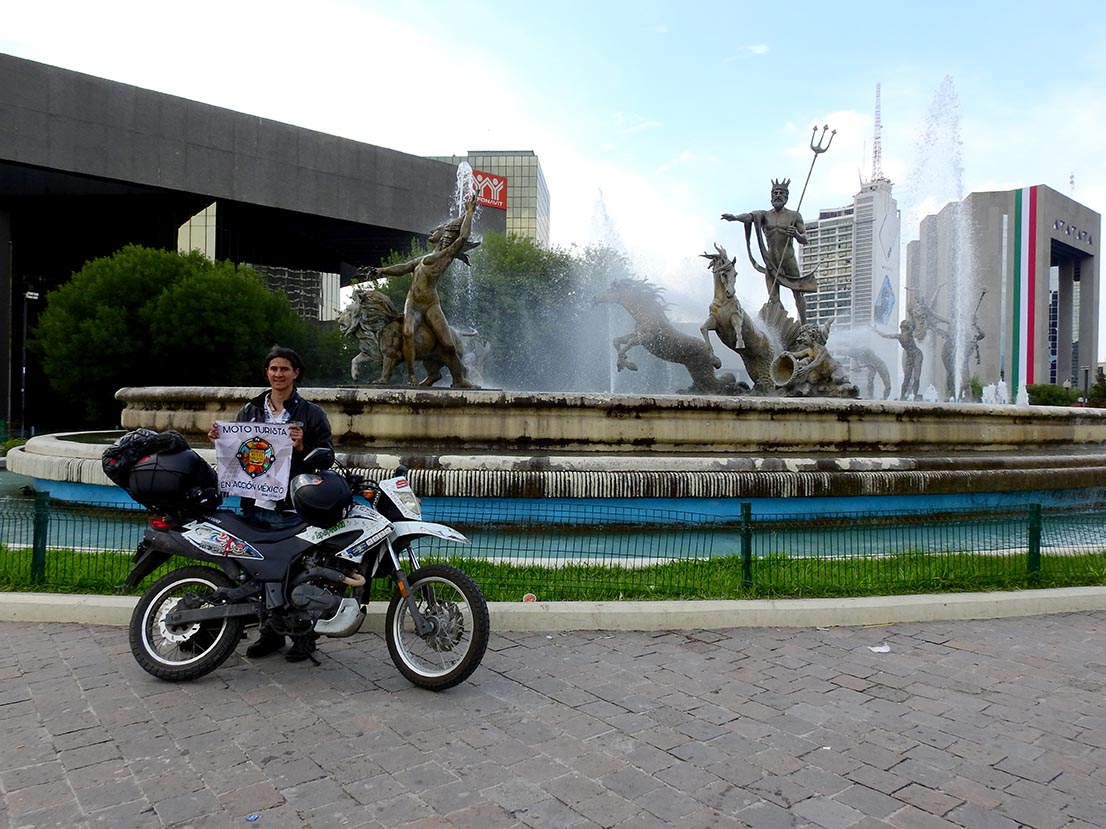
[804, 179, 901, 329]
[0, 53, 507, 432]
[800, 178, 901, 398]
[803, 204, 854, 322]
[905, 185, 1100, 399]
[431, 151, 550, 245]
[177, 204, 341, 321]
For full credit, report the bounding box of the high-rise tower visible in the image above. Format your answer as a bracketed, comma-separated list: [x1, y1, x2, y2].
[802, 85, 900, 330]
[800, 85, 902, 397]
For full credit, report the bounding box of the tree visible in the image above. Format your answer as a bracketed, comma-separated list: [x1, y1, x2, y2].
[449, 232, 617, 391]
[354, 232, 650, 392]
[147, 266, 309, 385]
[33, 245, 315, 426]
[1025, 383, 1080, 407]
[458, 232, 579, 389]
[1088, 368, 1106, 408]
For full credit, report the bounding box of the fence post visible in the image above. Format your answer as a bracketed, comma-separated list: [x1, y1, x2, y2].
[31, 490, 50, 584]
[1026, 503, 1042, 581]
[741, 502, 753, 589]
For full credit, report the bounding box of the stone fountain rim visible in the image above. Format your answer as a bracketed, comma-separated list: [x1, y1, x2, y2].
[115, 385, 1106, 420]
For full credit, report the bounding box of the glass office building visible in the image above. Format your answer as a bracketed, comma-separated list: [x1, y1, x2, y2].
[431, 150, 550, 245]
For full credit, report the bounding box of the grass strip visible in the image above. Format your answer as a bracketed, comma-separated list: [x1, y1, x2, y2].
[2, 546, 1104, 601]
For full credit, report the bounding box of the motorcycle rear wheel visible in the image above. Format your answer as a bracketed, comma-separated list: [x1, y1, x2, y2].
[129, 566, 245, 681]
[385, 564, 489, 690]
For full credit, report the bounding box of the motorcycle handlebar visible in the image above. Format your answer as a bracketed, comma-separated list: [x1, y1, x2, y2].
[334, 460, 406, 500]
[340, 470, 378, 501]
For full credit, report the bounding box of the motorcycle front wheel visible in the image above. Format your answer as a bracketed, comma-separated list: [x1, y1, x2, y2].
[385, 564, 489, 690]
[129, 566, 245, 682]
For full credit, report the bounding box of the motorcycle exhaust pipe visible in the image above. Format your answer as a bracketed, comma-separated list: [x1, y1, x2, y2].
[299, 567, 366, 588]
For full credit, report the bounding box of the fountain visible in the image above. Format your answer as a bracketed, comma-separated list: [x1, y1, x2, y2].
[901, 76, 986, 401]
[11, 384, 1106, 519]
[10, 151, 1106, 519]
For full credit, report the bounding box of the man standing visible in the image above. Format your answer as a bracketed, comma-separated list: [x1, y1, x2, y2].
[722, 179, 816, 323]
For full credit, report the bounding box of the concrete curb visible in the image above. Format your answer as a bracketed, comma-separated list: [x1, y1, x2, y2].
[5, 587, 1106, 631]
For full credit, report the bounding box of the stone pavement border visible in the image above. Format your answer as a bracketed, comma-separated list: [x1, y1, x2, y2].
[4, 586, 1106, 630]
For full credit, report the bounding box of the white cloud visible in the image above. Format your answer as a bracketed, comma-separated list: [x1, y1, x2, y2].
[623, 120, 663, 135]
[723, 44, 769, 61]
[613, 113, 663, 135]
[657, 151, 697, 173]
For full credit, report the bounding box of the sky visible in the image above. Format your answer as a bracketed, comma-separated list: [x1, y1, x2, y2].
[4, 0, 1106, 351]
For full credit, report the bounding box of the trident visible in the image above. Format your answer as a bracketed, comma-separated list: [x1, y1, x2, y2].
[796, 124, 835, 213]
[768, 124, 835, 294]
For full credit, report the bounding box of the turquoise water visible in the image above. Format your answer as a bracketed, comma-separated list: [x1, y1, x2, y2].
[0, 468, 34, 498]
[3, 466, 1103, 560]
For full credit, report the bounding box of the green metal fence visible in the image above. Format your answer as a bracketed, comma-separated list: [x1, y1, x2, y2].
[2, 494, 1105, 600]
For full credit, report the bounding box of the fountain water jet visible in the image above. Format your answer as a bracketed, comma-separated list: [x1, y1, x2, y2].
[902, 76, 985, 401]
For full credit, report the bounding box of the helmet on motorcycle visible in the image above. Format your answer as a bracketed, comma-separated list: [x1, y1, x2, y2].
[290, 470, 352, 527]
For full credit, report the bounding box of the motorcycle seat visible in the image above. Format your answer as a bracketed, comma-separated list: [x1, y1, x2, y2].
[211, 511, 306, 542]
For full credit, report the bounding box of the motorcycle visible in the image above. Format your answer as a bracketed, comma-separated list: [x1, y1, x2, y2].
[104, 430, 489, 690]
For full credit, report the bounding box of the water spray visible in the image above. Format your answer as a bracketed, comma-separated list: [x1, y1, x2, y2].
[454, 162, 476, 217]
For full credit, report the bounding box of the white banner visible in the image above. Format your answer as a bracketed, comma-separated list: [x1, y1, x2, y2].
[213, 421, 296, 500]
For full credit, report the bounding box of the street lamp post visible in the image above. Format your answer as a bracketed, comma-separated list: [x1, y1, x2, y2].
[21, 290, 38, 437]
[1083, 365, 1091, 407]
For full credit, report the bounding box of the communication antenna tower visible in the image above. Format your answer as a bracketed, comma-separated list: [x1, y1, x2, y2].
[871, 83, 890, 184]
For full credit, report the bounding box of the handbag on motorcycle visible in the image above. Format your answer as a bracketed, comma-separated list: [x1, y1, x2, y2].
[126, 447, 223, 515]
[102, 428, 188, 486]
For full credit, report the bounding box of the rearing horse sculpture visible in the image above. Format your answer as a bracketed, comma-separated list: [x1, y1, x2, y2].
[593, 278, 739, 394]
[698, 245, 774, 389]
[700, 243, 744, 355]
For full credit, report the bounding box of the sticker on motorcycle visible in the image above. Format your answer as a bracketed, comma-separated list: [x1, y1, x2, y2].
[300, 520, 348, 543]
[182, 525, 263, 559]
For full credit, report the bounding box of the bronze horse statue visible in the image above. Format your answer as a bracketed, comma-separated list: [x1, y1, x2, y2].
[593, 277, 740, 394]
[338, 288, 473, 386]
[698, 246, 857, 398]
[698, 245, 774, 390]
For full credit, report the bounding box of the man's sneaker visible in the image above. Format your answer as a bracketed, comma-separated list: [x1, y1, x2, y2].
[246, 629, 286, 658]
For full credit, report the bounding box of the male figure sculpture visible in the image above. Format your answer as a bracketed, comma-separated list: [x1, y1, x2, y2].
[722, 179, 816, 323]
[361, 197, 477, 388]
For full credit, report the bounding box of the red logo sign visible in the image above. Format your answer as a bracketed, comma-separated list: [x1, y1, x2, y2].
[474, 170, 507, 210]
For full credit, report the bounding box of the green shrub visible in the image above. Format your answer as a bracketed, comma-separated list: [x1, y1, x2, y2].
[1026, 383, 1081, 407]
[1, 438, 27, 458]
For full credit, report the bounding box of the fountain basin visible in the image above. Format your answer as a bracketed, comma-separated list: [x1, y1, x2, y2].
[6, 387, 1106, 516]
[113, 386, 1106, 455]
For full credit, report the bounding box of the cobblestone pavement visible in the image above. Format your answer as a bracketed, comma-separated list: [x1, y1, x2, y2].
[2, 613, 1106, 829]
